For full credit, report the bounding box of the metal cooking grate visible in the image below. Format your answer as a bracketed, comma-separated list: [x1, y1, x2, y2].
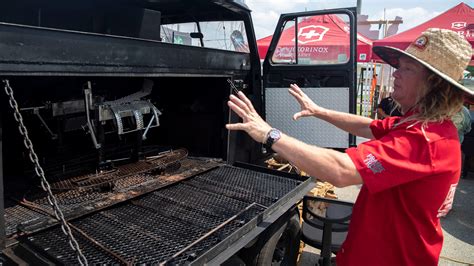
[22, 165, 301, 264]
[4, 203, 48, 237]
[26, 229, 121, 265]
[48, 149, 188, 191]
[5, 158, 218, 238]
[186, 166, 300, 206]
[29, 158, 210, 211]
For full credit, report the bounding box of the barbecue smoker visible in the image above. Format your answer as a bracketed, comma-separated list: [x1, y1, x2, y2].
[0, 0, 357, 264]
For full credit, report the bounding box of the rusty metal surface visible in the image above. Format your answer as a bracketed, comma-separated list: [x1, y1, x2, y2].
[4, 150, 222, 238]
[49, 148, 188, 191]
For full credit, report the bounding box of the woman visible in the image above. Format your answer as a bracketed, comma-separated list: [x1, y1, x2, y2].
[226, 28, 473, 265]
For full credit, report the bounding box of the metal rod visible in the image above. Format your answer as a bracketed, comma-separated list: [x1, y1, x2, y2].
[226, 79, 240, 94]
[295, 17, 298, 64]
[226, 78, 238, 163]
[19, 200, 131, 265]
[145, 150, 169, 160]
[84, 82, 101, 149]
[33, 108, 58, 140]
[68, 224, 132, 265]
[159, 202, 267, 266]
[142, 115, 155, 140]
[19, 105, 47, 111]
[19, 199, 52, 217]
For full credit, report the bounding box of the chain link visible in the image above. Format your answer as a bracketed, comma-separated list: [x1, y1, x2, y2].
[3, 79, 88, 265]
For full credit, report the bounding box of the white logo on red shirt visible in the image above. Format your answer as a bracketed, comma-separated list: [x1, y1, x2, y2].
[437, 183, 458, 217]
[364, 153, 385, 174]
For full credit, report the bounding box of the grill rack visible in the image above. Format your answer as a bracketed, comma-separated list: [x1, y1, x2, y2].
[49, 148, 188, 191]
[5, 156, 220, 238]
[20, 165, 303, 264]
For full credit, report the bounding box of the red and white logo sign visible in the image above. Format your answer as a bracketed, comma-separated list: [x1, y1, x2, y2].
[293, 25, 329, 44]
[452, 22, 466, 30]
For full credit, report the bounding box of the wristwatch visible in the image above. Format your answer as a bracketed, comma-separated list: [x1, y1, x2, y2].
[264, 128, 282, 149]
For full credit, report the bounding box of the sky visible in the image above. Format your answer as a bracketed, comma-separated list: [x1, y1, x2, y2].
[245, 0, 469, 39]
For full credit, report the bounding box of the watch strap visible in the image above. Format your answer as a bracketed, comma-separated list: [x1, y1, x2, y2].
[264, 128, 281, 149]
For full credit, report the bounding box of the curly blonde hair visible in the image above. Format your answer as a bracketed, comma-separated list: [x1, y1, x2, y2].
[399, 72, 464, 127]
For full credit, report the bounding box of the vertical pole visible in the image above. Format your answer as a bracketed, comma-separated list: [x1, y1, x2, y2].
[356, 0, 362, 15]
[295, 18, 298, 64]
[382, 8, 386, 39]
[363, 63, 372, 117]
[0, 106, 5, 249]
[375, 64, 385, 118]
[358, 67, 364, 115]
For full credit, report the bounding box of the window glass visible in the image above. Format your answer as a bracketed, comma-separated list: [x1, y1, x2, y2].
[161, 23, 200, 46]
[200, 21, 249, 52]
[272, 14, 351, 65]
[272, 19, 296, 64]
[161, 21, 249, 53]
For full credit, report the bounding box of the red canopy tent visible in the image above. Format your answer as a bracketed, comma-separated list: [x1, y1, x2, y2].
[373, 2, 474, 65]
[257, 14, 373, 63]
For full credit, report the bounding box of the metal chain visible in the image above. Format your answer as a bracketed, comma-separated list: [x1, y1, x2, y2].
[3, 79, 88, 265]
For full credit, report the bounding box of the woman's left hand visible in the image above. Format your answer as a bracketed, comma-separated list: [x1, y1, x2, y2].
[226, 91, 272, 143]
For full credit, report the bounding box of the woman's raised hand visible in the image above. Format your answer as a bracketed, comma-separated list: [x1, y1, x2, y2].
[289, 84, 323, 120]
[226, 91, 272, 144]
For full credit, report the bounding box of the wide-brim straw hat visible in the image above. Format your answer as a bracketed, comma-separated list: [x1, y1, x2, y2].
[373, 28, 473, 96]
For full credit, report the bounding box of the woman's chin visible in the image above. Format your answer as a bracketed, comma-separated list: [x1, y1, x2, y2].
[391, 94, 401, 103]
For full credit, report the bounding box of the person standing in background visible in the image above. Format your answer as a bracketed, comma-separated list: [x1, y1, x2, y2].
[377, 94, 402, 119]
[453, 106, 472, 143]
[438, 105, 472, 216]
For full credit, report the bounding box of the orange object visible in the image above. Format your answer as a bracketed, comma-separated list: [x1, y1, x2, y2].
[369, 64, 378, 108]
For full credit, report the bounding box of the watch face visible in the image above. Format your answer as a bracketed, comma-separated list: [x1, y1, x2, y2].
[265, 129, 281, 149]
[270, 130, 280, 138]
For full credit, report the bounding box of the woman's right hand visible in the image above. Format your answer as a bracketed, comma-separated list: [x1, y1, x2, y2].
[288, 84, 324, 120]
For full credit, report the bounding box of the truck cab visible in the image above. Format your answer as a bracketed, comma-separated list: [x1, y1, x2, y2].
[0, 0, 356, 264]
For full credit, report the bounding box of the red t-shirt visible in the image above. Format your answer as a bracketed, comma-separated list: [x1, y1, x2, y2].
[337, 114, 461, 266]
